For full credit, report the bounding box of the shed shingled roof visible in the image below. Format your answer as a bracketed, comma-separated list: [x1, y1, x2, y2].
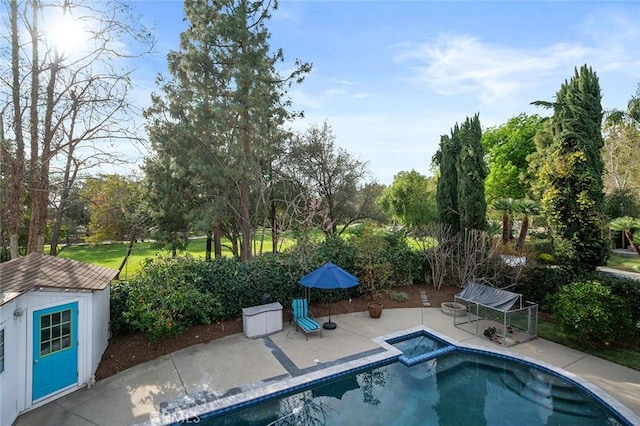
[0, 252, 119, 305]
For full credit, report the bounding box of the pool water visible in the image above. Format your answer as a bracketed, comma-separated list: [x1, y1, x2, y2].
[202, 352, 625, 425]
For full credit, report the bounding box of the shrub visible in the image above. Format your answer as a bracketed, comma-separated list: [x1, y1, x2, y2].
[109, 281, 136, 335]
[580, 272, 640, 327]
[124, 279, 221, 340]
[121, 256, 222, 340]
[390, 291, 409, 302]
[528, 239, 554, 256]
[111, 254, 305, 339]
[350, 224, 392, 300]
[554, 281, 633, 346]
[383, 230, 423, 286]
[515, 266, 578, 311]
[538, 253, 554, 264]
[313, 235, 357, 271]
[192, 255, 300, 319]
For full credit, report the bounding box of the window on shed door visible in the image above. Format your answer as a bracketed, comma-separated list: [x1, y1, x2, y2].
[39, 309, 72, 357]
[0, 328, 4, 373]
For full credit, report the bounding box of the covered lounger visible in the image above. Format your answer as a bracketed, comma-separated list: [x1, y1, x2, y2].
[291, 298, 322, 340]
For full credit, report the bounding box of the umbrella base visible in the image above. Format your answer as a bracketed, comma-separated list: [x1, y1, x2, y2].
[323, 321, 337, 330]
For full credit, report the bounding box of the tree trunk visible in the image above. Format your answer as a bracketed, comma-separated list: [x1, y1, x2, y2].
[239, 100, 252, 261]
[27, 0, 41, 254]
[238, 2, 253, 262]
[270, 197, 278, 254]
[116, 239, 135, 279]
[28, 60, 58, 254]
[213, 220, 222, 258]
[8, 0, 24, 259]
[516, 215, 529, 251]
[49, 213, 63, 256]
[206, 230, 212, 261]
[50, 101, 81, 256]
[501, 212, 510, 244]
[624, 231, 640, 255]
[49, 176, 72, 256]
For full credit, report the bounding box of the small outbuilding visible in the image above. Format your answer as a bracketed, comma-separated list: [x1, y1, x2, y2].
[0, 252, 118, 426]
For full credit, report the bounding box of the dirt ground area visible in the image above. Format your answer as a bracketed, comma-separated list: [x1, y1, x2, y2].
[95, 284, 460, 381]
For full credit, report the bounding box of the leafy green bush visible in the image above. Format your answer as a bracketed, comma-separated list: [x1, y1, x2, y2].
[109, 228, 437, 340]
[121, 256, 222, 340]
[554, 281, 633, 346]
[313, 236, 357, 271]
[580, 272, 640, 327]
[383, 230, 423, 285]
[528, 239, 553, 255]
[515, 266, 578, 310]
[538, 253, 555, 264]
[390, 291, 409, 302]
[191, 255, 300, 319]
[125, 279, 220, 340]
[350, 224, 392, 300]
[109, 281, 136, 335]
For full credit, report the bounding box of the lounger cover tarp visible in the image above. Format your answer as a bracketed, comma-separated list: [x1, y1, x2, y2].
[456, 282, 520, 311]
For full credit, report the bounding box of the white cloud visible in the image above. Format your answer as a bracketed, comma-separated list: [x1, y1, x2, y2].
[324, 88, 347, 97]
[394, 34, 594, 105]
[289, 89, 323, 109]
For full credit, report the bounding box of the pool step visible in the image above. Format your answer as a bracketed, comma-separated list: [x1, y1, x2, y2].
[399, 345, 456, 367]
[500, 370, 601, 418]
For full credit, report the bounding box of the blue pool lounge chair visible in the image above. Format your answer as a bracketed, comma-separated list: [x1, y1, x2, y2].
[292, 298, 322, 340]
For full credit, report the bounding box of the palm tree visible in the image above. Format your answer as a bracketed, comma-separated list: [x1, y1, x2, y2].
[492, 198, 514, 244]
[606, 85, 640, 126]
[512, 199, 540, 251]
[609, 216, 640, 255]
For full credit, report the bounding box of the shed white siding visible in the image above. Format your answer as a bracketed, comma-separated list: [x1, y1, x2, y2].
[90, 286, 110, 374]
[0, 288, 109, 425]
[0, 298, 21, 426]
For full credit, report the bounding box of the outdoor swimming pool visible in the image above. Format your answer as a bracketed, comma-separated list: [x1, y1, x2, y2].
[150, 328, 637, 426]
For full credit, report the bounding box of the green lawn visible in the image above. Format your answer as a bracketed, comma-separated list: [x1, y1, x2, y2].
[55, 233, 286, 279]
[606, 252, 640, 273]
[57, 241, 171, 279]
[56, 238, 231, 279]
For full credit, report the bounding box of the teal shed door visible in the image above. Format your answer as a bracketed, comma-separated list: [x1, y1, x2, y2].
[32, 302, 78, 401]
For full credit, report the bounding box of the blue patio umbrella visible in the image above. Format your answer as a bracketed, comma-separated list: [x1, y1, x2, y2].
[299, 262, 359, 330]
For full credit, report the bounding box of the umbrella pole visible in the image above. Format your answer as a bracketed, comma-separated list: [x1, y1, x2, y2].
[323, 301, 337, 330]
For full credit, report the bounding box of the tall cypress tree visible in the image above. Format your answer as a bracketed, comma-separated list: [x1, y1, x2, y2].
[434, 132, 460, 234]
[542, 64, 609, 270]
[456, 114, 487, 231]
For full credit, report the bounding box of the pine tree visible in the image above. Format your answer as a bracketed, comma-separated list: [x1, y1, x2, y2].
[542, 64, 609, 270]
[145, 0, 310, 260]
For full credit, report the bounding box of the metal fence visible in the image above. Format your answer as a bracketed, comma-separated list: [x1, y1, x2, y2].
[453, 297, 538, 347]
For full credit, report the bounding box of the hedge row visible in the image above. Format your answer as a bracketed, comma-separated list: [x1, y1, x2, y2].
[111, 233, 639, 343]
[111, 232, 425, 340]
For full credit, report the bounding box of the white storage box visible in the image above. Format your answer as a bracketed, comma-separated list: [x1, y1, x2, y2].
[242, 302, 283, 338]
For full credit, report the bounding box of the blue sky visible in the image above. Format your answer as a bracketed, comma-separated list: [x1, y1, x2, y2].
[129, 1, 640, 185]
